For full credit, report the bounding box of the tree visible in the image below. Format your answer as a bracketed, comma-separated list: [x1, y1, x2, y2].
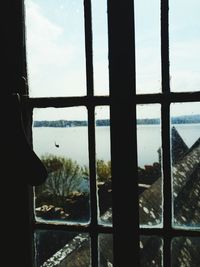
[96, 160, 111, 183]
[38, 154, 85, 198]
[76, 159, 112, 183]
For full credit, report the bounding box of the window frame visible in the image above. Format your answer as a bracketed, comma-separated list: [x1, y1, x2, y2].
[4, 0, 200, 266]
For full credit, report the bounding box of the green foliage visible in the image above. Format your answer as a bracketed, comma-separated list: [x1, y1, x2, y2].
[96, 159, 111, 183]
[40, 154, 63, 173]
[77, 159, 112, 183]
[37, 154, 84, 198]
[35, 155, 112, 207]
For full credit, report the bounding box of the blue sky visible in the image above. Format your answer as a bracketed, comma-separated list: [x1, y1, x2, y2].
[25, 0, 199, 120]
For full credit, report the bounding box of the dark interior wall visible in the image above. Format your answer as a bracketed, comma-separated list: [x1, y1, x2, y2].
[1, 1, 32, 265]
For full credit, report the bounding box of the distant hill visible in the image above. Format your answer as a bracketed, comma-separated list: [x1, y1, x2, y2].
[33, 120, 88, 128]
[171, 114, 200, 124]
[33, 114, 200, 127]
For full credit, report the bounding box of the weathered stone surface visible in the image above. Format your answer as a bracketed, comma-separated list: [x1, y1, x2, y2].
[171, 126, 189, 164]
[40, 129, 200, 266]
[98, 180, 112, 216]
[173, 138, 200, 199]
[139, 134, 200, 227]
[172, 237, 200, 267]
[138, 162, 161, 194]
[139, 177, 162, 226]
[174, 165, 200, 227]
[99, 234, 113, 266]
[172, 138, 200, 227]
[35, 205, 69, 219]
[100, 207, 113, 225]
[35, 192, 90, 222]
[140, 236, 163, 267]
[41, 234, 90, 267]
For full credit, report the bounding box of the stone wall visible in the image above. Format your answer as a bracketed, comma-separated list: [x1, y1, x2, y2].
[41, 234, 90, 267]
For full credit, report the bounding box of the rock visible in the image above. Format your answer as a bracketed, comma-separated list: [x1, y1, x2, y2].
[35, 205, 69, 219]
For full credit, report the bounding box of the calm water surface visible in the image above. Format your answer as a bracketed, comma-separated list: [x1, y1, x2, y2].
[33, 124, 200, 168]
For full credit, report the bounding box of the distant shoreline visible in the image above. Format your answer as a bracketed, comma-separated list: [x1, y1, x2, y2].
[33, 114, 200, 128]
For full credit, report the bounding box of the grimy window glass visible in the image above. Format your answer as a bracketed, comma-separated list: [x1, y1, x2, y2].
[169, 0, 200, 92]
[137, 104, 163, 228]
[25, 0, 87, 97]
[92, 0, 109, 96]
[33, 107, 90, 225]
[95, 106, 112, 226]
[135, 0, 161, 94]
[21, 0, 200, 266]
[171, 102, 200, 229]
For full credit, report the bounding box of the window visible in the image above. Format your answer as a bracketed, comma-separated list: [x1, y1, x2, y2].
[3, 0, 200, 266]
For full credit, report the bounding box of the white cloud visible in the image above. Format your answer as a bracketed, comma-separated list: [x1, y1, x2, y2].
[25, 0, 86, 97]
[170, 40, 200, 92]
[136, 45, 161, 94]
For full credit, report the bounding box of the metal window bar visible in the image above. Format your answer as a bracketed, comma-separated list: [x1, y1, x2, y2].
[161, 0, 172, 266]
[83, 1, 98, 266]
[107, 1, 139, 266]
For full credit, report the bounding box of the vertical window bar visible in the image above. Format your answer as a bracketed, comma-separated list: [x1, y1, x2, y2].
[88, 105, 98, 267]
[108, 1, 139, 266]
[84, 1, 98, 267]
[161, 0, 170, 94]
[84, 0, 94, 97]
[161, 1, 171, 266]
[161, 103, 171, 267]
[2, 0, 33, 263]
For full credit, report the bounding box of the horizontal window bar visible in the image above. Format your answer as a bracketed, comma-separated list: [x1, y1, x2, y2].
[32, 222, 113, 234]
[34, 222, 200, 236]
[25, 96, 110, 108]
[25, 91, 200, 108]
[140, 228, 200, 237]
[136, 92, 200, 104]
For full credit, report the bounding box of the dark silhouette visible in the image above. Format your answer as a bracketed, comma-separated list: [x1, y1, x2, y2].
[55, 141, 59, 148]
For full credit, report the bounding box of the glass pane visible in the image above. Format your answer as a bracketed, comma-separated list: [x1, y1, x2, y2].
[33, 107, 90, 224]
[92, 0, 109, 96]
[95, 107, 112, 225]
[35, 230, 91, 266]
[171, 237, 200, 267]
[135, 0, 161, 94]
[169, 0, 200, 92]
[140, 236, 163, 267]
[137, 105, 163, 227]
[25, 0, 86, 97]
[171, 102, 200, 229]
[98, 234, 113, 267]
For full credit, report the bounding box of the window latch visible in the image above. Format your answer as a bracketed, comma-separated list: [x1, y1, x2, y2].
[10, 93, 47, 186]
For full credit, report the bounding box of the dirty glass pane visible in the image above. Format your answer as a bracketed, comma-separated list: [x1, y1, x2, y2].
[169, 0, 200, 92]
[98, 234, 113, 267]
[34, 230, 91, 266]
[137, 104, 163, 227]
[135, 0, 161, 94]
[92, 0, 109, 96]
[171, 237, 200, 267]
[33, 107, 90, 224]
[171, 103, 200, 229]
[95, 107, 112, 225]
[25, 0, 86, 97]
[140, 236, 163, 267]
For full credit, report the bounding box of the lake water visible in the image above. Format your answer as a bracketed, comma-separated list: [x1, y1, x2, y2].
[33, 124, 200, 168]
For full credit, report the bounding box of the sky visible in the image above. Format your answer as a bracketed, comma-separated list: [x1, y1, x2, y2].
[25, 0, 200, 120]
